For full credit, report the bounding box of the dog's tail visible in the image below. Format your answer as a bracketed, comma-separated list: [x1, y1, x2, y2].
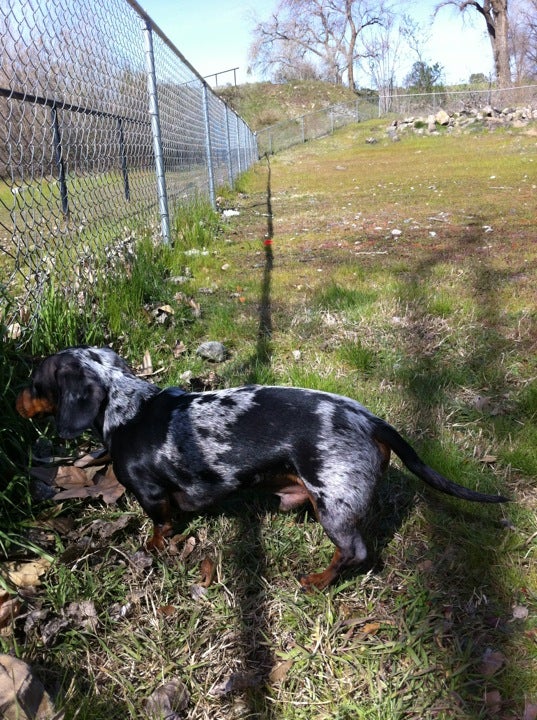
[373, 420, 508, 503]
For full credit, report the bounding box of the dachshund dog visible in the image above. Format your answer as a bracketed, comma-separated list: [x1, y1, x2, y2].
[16, 347, 507, 590]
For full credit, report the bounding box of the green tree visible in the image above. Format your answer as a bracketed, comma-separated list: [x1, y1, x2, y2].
[404, 60, 444, 91]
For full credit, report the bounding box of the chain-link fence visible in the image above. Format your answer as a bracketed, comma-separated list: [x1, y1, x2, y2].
[255, 97, 379, 156]
[255, 83, 537, 157]
[378, 84, 537, 116]
[0, 0, 257, 325]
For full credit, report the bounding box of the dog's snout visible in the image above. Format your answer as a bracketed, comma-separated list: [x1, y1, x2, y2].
[16, 388, 56, 418]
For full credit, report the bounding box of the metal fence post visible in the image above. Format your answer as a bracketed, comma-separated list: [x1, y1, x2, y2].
[116, 117, 130, 201]
[51, 105, 69, 216]
[142, 18, 170, 244]
[224, 104, 233, 186]
[202, 82, 216, 208]
[235, 113, 242, 174]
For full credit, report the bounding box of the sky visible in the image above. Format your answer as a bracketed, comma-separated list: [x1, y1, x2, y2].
[142, 0, 494, 87]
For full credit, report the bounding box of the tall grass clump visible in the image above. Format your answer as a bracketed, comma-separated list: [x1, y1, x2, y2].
[30, 282, 106, 356]
[171, 194, 220, 249]
[0, 331, 39, 554]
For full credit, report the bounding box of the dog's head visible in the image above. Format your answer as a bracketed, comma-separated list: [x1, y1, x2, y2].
[16, 347, 131, 439]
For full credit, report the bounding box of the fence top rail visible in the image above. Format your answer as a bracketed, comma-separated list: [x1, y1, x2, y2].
[125, 2, 255, 134]
[125, 0, 207, 88]
[378, 83, 537, 100]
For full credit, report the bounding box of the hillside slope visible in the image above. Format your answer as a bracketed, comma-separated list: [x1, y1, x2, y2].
[216, 80, 360, 130]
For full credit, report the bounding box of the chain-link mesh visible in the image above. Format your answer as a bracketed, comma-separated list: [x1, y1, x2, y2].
[255, 98, 378, 156]
[255, 83, 537, 156]
[0, 0, 257, 325]
[379, 84, 537, 116]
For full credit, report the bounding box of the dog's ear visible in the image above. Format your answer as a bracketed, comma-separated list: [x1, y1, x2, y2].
[55, 364, 106, 439]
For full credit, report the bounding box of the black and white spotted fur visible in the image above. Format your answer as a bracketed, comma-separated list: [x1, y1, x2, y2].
[17, 347, 507, 590]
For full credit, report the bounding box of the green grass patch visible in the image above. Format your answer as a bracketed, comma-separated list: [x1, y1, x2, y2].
[2, 120, 537, 718]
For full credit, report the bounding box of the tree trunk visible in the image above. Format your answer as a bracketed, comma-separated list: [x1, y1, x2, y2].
[437, 1, 511, 87]
[489, 0, 511, 87]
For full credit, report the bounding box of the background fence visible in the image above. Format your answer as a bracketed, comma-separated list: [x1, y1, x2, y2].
[256, 83, 537, 156]
[378, 84, 537, 116]
[0, 0, 257, 324]
[256, 98, 379, 156]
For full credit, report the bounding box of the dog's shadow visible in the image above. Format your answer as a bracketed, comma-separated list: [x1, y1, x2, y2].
[179, 467, 418, 716]
[359, 467, 418, 575]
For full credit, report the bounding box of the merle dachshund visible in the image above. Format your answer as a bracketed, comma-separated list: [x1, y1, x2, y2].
[16, 347, 507, 590]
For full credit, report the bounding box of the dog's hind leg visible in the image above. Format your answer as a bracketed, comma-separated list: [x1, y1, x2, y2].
[124, 480, 174, 551]
[299, 523, 368, 591]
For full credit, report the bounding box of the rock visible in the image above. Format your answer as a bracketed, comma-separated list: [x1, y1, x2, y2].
[435, 109, 450, 125]
[386, 103, 536, 137]
[196, 341, 227, 363]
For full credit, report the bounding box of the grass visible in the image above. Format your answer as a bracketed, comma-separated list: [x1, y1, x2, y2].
[1, 117, 537, 718]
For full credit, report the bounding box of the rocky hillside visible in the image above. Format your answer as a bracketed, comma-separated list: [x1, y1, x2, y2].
[215, 80, 360, 131]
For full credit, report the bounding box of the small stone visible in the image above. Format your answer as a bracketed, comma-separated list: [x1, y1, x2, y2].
[196, 341, 227, 363]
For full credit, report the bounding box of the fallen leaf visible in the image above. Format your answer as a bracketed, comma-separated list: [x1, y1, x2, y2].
[38, 515, 74, 535]
[53, 465, 124, 504]
[362, 622, 381, 635]
[55, 465, 94, 490]
[86, 514, 131, 540]
[524, 702, 537, 720]
[6, 322, 21, 340]
[66, 600, 98, 632]
[173, 340, 187, 357]
[188, 298, 202, 318]
[0, 654, 60, 720]
[140, 349, 153, 376]
[418, 559, 434, 573]
[157, 304, 174, 315]
[479, 648, 506, 677]
[174, 536, 196, 562]
[0, 593, 22, 629]
[484, 689, 502, 715]
[144, 678, 189, 719]
[512, 604, 529, 620]
[269, 659, 293, 684]
[190, 584, 208, 601]
[73, 449, 110, 467]
[210, 672, 261, 696]
[199, 557, 216, 588]
[1, 558, 51, 588]
[92, 466, 126, 504]
[156, 605, 176, 618]
[128, 550, 154, 573]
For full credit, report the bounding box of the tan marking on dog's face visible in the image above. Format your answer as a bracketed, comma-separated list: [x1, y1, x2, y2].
[15, 389, 56, 418]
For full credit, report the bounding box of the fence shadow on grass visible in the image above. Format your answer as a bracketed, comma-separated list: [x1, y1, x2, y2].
[227, 155, 276, 718]
[390, 228, 525, 715]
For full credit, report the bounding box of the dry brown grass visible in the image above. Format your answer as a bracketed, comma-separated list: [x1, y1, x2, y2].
[3, 117, 537, 719]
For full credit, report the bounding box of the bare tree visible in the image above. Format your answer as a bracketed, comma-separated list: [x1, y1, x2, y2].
[364, 13, 413, 110]
[249, 0, 391, 87]
[436, 1, 511, 87]
[527, 0, 537, 75]
[509, 0, 537, 80]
